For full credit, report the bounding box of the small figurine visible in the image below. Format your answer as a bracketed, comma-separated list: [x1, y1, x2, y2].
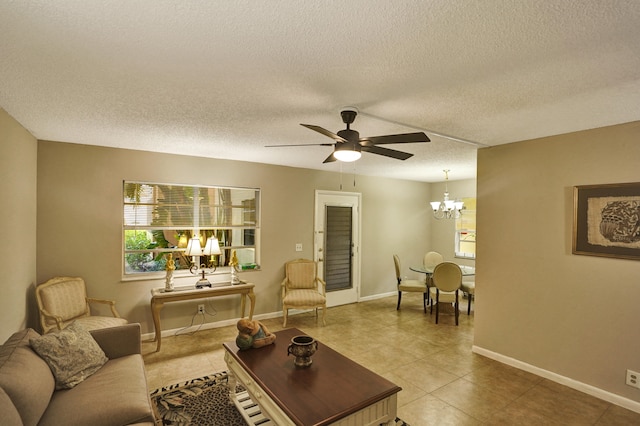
[235, 319, 276, 350]
[164, 253, 175, 291]
[230, 249, 240, 284]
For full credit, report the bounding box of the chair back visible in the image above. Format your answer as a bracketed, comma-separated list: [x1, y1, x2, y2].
[432, 262, 462, 292]
[36, 277, 90, 330]
[285, 259, 320, 289]
[423, 251, 444, 268]
[393, 255, 402, 280]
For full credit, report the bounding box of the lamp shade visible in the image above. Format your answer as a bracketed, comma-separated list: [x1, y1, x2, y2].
[203, 236, 221, 255]
[184, 236, 203, 256]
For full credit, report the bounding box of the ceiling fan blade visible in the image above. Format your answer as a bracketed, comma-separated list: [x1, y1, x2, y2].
[322, 153, 337, 163]
[265, 143, 334, 147]
[361, 145, 413, 160]
[360, 132, 430, 146]
[301, 124, 349, 143]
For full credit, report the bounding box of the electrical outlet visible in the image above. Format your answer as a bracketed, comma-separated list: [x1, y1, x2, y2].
[295, 243, 303, 252]
[627, 370, 640, 389]
[197, 304, 205, 314]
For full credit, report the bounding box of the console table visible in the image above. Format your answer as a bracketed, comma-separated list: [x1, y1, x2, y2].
[150, 283, 255, 351]
[223, 328, 401, 425]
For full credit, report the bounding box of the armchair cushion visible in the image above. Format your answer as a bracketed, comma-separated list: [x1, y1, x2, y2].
[283, 289, 327, 306]
[30, 322, 108, 389]
[72, 316, 128, 331]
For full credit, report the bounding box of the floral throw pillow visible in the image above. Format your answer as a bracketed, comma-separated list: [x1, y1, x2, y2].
[30, 322, 108, 389]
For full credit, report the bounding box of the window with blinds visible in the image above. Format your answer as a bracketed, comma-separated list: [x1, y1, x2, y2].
[123, 182, 259, 276]
[455, 197, 476, 259]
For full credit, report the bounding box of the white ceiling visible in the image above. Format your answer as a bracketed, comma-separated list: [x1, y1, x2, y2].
[1, 1, 639, 182]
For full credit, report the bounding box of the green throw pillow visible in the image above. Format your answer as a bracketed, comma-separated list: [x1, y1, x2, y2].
[30, 322, 108, 389]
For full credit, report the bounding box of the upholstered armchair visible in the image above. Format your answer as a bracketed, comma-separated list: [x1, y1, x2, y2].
[281, 259, 327, 327]
[35, 276, 128, 333]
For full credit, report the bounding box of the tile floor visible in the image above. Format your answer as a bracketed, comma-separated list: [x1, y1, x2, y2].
[142, 295, 640, 425]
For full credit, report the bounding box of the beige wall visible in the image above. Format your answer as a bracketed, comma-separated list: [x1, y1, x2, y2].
[5, 108, 640, 408]
[475, 121, 640, 406]
[0, 109, 38, 342]
[35, 141, 432, 335]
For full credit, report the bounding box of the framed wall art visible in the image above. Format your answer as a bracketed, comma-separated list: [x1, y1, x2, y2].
[573, 182, 640, 260]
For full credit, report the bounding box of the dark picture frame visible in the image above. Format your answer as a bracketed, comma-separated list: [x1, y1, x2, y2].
[573, 182, 640, 260]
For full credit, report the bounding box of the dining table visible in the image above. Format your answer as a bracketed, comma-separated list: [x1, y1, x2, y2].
[409, 264, 475, 276]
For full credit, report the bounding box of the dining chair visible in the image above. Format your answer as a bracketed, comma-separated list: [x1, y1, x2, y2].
[423, 251, 443, 303]
[461, 279, 475, 315]
[281, 258, 327, 327]
[393, 255, 427, 313]
[35, 276, 128, 333]
[429, 262, 463, 325]
[423, 251, 444, 269]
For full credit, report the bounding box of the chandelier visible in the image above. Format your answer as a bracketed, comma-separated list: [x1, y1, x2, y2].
[430, 170, 464, 220]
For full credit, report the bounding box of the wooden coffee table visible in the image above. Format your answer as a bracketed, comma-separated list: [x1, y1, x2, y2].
[223, 328, 401, 426]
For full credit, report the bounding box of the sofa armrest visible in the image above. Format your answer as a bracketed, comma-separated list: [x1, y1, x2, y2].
[90, 323, 142, 359]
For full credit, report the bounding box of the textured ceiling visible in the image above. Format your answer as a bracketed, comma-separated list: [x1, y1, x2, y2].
[1, 1, 639, 182]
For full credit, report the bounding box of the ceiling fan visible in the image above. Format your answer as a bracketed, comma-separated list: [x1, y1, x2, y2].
[266, 107, 430, 163]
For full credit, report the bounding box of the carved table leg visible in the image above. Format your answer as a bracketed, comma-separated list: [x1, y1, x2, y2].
[227, 369, 237, 401]
[150, 300, 164, 352]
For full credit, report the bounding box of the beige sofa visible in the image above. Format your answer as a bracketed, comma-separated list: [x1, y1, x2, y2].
[0, 323, 155, 426]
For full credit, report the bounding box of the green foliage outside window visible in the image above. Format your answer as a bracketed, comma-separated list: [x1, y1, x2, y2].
[124, 230, 166, 272]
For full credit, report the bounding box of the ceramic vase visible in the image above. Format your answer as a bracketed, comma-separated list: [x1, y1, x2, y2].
[287, 335, 318, 367]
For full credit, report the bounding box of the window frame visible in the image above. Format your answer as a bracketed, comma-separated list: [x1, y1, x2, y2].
[122, 181, 260, 280]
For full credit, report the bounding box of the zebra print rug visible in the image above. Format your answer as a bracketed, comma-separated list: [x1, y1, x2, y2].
[150, 371, 410, 426]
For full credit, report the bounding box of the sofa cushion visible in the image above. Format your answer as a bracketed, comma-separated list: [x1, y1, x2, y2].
[30, 322, 108, 389]
[0, 386, 24, 426]
[39, 354, 155, 426]
[0, 328, 55, 426]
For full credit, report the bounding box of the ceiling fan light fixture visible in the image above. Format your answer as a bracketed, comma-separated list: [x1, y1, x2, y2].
[274, 108, 429, 163]
[333, 150, 361, 162]
[333, 142, 362, 162]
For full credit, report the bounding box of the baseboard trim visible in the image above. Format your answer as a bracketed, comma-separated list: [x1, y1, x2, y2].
[142, 294, 403, 341]
[359, 291, 396, 302]
[141, 307, 345, 341]
[472, 345, 640, 414]
[141, 310, 283, 341]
